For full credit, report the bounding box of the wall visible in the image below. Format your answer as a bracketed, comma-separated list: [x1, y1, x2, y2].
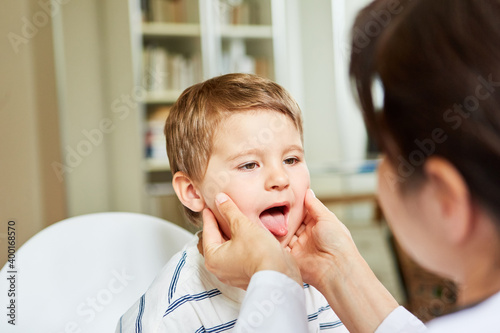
[0, 0, 66, 267]
[299, 0, 374, 202]
[299, 0, 372, 169]
[52, 0, 145, 217]
[299, 0, 342, 166]
[332, 0, 371, 163]
[52, 0, 112, 216]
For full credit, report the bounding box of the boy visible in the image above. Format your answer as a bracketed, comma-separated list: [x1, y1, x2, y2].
[117, 74, 348, 332]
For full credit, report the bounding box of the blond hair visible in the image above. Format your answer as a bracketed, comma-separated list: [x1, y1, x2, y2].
[165, 73, 303, 225]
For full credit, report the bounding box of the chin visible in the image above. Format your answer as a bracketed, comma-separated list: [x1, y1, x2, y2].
[276, 236, 291, 247]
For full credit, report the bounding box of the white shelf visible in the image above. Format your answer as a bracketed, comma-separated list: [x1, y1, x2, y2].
[220, 25, 273, 39]
[144, 90, 183, 104]
[142, 23, 201, 37]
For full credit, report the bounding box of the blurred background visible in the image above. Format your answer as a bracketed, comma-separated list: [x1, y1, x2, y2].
[0, 0, 457, 322]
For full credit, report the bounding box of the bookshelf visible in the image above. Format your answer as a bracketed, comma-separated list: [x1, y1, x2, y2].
[137, 0, 286, 223]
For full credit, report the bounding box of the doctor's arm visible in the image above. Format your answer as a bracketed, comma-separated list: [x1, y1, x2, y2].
[289, 190, 424, 333]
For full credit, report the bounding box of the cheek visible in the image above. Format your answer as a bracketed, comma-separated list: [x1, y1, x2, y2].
[377, 164, 422, 255]
[292, 166, 310, 201]
[200, 172, 228, 205]
[200, 166, 250, 206]
[289, 167, 310, 220]
[377, 159, 405, 224]
[378, 168, 403, 229]
[218, 177, 261, 220]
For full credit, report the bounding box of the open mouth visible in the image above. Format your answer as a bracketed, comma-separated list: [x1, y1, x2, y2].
[259, 203, 290, 237]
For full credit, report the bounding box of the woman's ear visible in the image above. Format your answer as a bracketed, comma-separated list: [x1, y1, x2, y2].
[424, 157, 473, 245]
[172, 171, 205, 213]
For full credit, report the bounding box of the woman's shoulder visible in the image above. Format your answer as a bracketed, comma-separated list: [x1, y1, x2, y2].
[427, 291, 500, 332]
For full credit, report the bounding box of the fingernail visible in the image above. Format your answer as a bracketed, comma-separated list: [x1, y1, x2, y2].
[309, 189, 316, 198]
[215, 193, 228, 204]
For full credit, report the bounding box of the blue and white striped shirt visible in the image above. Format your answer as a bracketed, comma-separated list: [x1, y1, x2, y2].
[117, 234, 348, 333]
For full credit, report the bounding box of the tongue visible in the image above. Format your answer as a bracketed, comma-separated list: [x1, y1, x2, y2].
[259, 207, 288, 237]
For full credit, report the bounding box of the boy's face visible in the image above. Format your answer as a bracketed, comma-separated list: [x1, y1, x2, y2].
[198, 109, 310, 247]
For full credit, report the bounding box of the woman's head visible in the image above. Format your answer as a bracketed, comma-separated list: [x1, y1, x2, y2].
[350, 0, 500, 224]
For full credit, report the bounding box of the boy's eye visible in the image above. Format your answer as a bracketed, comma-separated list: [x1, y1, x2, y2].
[283, 157, 299, 165]
[239, 162, 258, 170]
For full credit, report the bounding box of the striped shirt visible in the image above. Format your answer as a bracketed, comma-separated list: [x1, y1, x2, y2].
[117, 233, 348, 333]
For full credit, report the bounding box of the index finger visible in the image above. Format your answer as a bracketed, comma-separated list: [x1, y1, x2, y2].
[304, 189, 337, 223]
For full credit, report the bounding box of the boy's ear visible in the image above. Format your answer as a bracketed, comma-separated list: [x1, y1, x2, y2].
[172, 171, 205, 213]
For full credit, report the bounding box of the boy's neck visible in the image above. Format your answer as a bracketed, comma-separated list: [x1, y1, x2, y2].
[197, 233, 204, 256]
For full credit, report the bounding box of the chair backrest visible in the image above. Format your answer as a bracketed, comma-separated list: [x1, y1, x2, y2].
[0, 212, 193, 333]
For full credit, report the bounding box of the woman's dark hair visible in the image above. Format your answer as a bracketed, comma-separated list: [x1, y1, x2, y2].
[350, 0, 500, 220]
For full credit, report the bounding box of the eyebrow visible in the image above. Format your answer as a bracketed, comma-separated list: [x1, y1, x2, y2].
[285, 145, 305, 155]
[226, 148, 260, 163]
[226, 145, 304, 162]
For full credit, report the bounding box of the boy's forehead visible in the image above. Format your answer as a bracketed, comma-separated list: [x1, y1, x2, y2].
[212, 110, 302, 153]
[220, 109, 297, 133]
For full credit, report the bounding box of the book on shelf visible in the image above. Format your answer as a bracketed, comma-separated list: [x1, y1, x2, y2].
[254, 57, 269, 78]
[141, 0, 150, 22]
[143, 44, 203, 92]
[222, 39, 270, 78]
[145, 106, 171, 165]
[141, 0, 262, 25]
[218, 0, 261, 25]
[142, 0, 198, 23]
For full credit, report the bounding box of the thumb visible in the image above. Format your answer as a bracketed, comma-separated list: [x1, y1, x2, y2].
[215, 193, 248, 237]
[304, 189, 334, 222]
[202, 208, 224, 256]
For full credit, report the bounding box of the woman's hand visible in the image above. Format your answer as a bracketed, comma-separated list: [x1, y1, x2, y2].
[202, 193, 302, 290]
[289, 189, 358, 291]
[290, 190, 400, 333]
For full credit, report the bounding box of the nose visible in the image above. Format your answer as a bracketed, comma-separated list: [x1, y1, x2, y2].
[265, 164, 290, 191]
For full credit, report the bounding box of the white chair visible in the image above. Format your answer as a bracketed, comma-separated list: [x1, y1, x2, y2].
[0, 212, 193, 333]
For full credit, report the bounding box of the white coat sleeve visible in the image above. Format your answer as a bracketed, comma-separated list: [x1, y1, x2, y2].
[235, 270, 308, 332]
[375, 306, 428, 333]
